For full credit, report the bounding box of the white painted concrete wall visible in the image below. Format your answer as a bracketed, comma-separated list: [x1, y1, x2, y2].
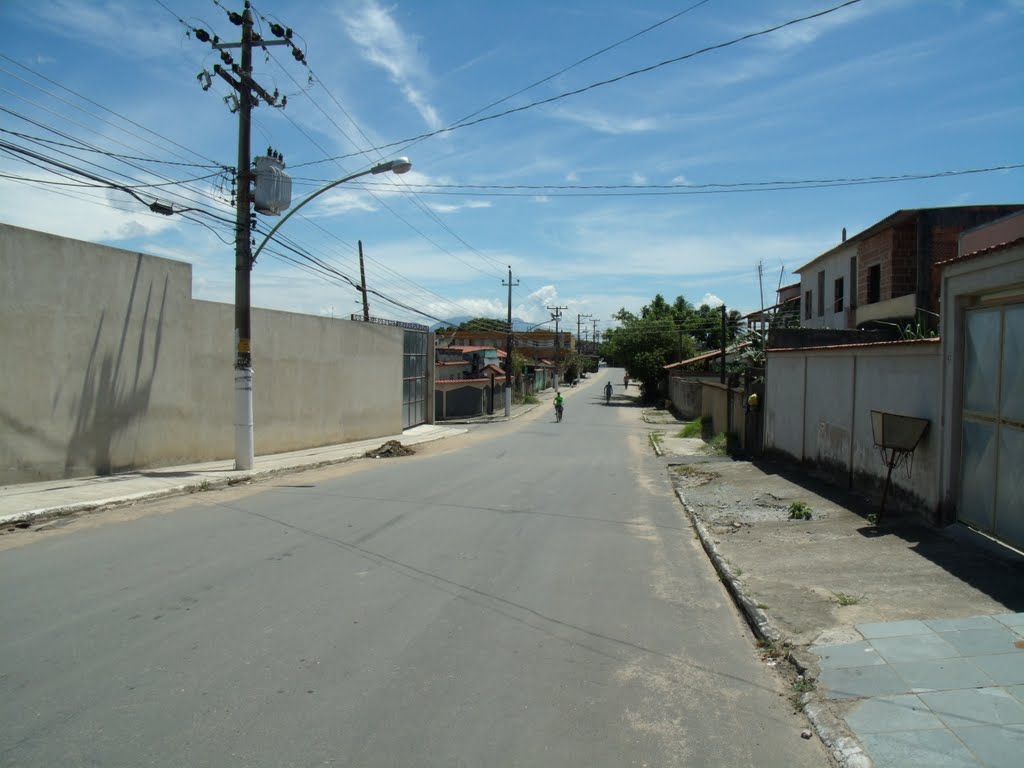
[0, 223, 405, 484]
[765, 340, 942, 513]
[797, 243, 855, 328]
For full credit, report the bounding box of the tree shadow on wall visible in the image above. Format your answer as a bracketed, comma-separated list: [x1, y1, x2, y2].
[63, 255, 169, 477]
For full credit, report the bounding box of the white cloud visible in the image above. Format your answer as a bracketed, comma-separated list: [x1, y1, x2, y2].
[565, 171, 580, 182]
[631, 173, 646, 185]
[427, 200, 493, 214]
[24, 1, 182, 59]
[533, 195, 550, 204]
[548, 106, 659, 135]
[700, 293, 724, 308]
[671, 175, 690, 185]
[342, 1, 443, 130]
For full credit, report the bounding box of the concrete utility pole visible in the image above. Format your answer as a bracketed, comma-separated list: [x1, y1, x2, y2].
[591, 318, 600, 353]
[201, 2, 293, 470]
[358, 240, 370, 322]
[720, 304, 728, 385]
[576, 313, 591, 356]
[548, 305, 567, 388]
[503, 267, 519, 416]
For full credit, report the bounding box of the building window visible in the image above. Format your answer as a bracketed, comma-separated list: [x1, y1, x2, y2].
[817, 271, 825, 316]
[805, 290, 812, 320]
[867, 264, 881, 303]
[834, 277, 844, 313]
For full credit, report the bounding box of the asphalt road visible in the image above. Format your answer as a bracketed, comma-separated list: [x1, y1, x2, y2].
[0, 371, 827, 767]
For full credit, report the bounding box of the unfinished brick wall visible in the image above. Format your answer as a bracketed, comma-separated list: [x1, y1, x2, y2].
[857, 229, 892, 305]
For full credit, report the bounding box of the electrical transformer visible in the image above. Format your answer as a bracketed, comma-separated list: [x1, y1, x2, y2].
[253, 154, 292, 216]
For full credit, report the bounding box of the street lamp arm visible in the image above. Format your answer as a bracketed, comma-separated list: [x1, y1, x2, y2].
[251, 157, 411, 264]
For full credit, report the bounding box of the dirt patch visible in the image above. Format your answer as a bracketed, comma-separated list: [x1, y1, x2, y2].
[671, 464, 719, 489]
[364, 440, 416, 458]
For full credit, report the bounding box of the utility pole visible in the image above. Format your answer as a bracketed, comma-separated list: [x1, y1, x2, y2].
[591, 319, 600, 354]
[193, 2, 296, 470]
[720, 304, 728, 385]
[548, 305, 567, 388]
[358, 240, 370, 321]
[503, 266, 519, 416]
[576, 313, 591, 357]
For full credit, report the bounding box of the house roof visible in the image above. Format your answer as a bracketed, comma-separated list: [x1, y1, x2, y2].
[768, 337, 939, 353]
[443, 345, 507, 357]
[664, 342, 751, 370]
[436, 361, 466, 366]
[935, 235, 1024, 269]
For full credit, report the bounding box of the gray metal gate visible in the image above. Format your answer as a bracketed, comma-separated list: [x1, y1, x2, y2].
[403, 329, 428, 429]
[958, 302, 1024, 549]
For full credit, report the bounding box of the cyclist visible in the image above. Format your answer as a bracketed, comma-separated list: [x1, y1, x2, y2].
[604, 381, 613, 404]
[553, 391, 564, 422]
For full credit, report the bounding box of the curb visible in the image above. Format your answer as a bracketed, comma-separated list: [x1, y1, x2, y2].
[1, 430, 463, 530]
[674, 488, 873, 768]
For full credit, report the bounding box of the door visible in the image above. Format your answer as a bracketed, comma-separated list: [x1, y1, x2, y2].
[958, 303, 1024, 549]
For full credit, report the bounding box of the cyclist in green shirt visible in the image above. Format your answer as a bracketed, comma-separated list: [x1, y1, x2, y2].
[553, 391, 564, 422]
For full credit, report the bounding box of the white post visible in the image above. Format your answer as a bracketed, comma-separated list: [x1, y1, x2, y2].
[235, 368, 254, 470]
[504, 386, 512, 417]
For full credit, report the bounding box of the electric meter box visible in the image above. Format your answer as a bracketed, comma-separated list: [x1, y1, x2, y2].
[253, 156, 292, 215]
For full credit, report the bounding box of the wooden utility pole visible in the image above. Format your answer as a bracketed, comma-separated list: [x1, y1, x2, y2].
[358, 240, 370, 321]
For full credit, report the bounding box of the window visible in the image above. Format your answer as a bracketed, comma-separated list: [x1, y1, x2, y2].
[805, 290, 812, 320]
[834, 277, 844, 313]
[817, 271, 825, 316]
[868, 264, 881, 303]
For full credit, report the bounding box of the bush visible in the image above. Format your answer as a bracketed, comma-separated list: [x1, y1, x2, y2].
[788, 501, 812, 520]
[678, 421, 703, 438]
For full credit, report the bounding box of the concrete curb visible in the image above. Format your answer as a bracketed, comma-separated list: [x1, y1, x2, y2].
[1, 429, 463, 529]
[674, 488, 873, 768]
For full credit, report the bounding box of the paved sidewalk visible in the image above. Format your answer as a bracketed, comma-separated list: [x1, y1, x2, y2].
[656, 435, 1024, 768]
[0, 423, 466, 528]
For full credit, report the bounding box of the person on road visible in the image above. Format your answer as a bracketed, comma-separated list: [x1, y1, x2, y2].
[623, 373, 630, 389]
[604, 381, 613, 404]
[553, 391, 564, 421]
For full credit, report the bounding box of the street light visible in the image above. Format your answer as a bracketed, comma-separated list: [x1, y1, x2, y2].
[234, 157, 412, 471]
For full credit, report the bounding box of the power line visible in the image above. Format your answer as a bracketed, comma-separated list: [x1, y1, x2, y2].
[291, 0, 864, 169]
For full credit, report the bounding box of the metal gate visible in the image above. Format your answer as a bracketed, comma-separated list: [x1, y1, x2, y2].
[958, 302, 1024, 549]
[402, 328, 428, 429]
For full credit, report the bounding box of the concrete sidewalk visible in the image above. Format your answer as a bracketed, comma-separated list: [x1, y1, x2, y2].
[655, 434, 1024, 768]
[0, 423, 467, 528]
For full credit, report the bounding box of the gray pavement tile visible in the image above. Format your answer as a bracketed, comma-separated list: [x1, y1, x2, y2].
[939, 628, 1024, 657]
[891, 658, 996, 693]
[845, 694, 946, 734]
[993, 612, 1024, 629]
[810, 640, 886, 669]
[952, 724, 1024, 768]
[870, 633, 961, 664]
[819, 664, 911, 700]
[858, 730, 982, 768]
[926, 616, 1003, 632]
[972, 653, 1024, 685]
[857, 619, 934, 639]
[1008, 685, 1024, 704]
[918, 688, 1024, 729]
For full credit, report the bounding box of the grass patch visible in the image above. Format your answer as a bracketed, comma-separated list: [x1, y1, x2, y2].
[791, 675, 815, 694]
[705, 433, 728, 455]
[756, 602, 769, 610]
[677, 420, 703, 438]
[787, 501, 812, 520]
[831, 591, 864, 606]
[523, 394, 539, 404]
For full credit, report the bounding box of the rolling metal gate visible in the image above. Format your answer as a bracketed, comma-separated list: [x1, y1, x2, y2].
[958, 302, 1024, 550]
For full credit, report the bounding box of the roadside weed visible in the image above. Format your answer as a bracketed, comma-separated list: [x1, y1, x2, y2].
[787, 501, 812, 520]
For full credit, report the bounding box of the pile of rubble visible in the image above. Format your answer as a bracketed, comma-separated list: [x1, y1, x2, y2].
[364, 440, 416, 459]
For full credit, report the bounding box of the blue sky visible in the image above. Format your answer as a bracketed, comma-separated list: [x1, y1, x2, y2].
[1, 0, 1022, 336]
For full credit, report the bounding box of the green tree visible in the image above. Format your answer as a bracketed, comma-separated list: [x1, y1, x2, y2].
[602, 294, 697, 401]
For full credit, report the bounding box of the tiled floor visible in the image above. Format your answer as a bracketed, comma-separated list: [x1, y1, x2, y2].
[811, 613, 1024, 768]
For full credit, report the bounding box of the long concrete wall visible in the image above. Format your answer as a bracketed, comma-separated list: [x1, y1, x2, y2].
[0, 223, 404, 484]
[764, 340, 942, 514]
